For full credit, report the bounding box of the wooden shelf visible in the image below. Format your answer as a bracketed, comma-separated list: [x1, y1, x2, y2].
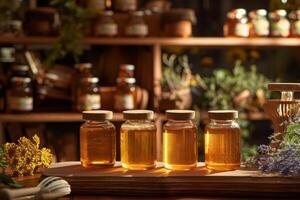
[42, 161, 300, 197]
[0, 111, 269, 123]
[0, 36, 300, 47]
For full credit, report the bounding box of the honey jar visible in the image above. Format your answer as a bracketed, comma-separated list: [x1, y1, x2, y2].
[125, 11, 148, 37]
[205, 110, 241, 171]
[163, 110, 198, 170]
[163, 9, 196, 37]
[76, 77, 101, 112]
[289, 10, 300, 37]
[249, 9, 270, 37]
[80, 110, 116, 167]
[121, 110, 156, 170]
[224, 8, 249, 37]
[269, 10, 290, 37]
[114, 64, 136, 112]
[7, 77, 33, 112]
[94, 11, 118, 37]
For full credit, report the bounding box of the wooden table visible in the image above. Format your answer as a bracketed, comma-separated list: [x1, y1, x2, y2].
[25, 161, 298, 199]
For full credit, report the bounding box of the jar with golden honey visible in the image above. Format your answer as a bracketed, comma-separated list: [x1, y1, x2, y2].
[224, 8, 249, 37]
[163, 110, 198, 170]
[269, 10, 290, 37]
[80, 110, 116, 167]
[125, 11, 148, 37]
[249, 9, 270, 37]
[121, 110, 156, 170]
[205, 110, 241, 171]
[76, 77, 101, 112]
[289, 10, 300, 37]
[94, 11, 118, 37]
[7, 77, 33, 113]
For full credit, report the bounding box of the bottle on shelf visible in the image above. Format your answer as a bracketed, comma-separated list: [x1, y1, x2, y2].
[76, 77, 101, 112]
[94, 10, 118, 37]
[224, 8, 250, 37]
[114, 64, 136, 112]
[249, 9, 270, 37]
[6, 77, 33, 113]
[289, 10, 300, 37]
[205, 110, 241, 171]
[163, 110, 198, 170]
[269, 9, 290, 37]
[80, 110, 116, 168]
[125, 11, 148, 37]
[120, 110, 157, 170]
[112, 0, 138, 12]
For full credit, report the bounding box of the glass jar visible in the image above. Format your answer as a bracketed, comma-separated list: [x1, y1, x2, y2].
[121, 110, 156, 170]
[76, 77, 101, 112]
[114, 77, 136, 112]
[289, 10, 300, 37]
[163, 110, 198, 170]
[10, 64, 30, 78]
[118, 64, 135, 78]
[113, 0, 138, 12]
[249, 9, 270, 37]
[94, 11, 118, 37]
[80, 110, 116, 167]
[224, 8, 249, 37]
[205, 110, 241, 171]
[75, 63, 93, 78]
[269, 10, 290, 37]
[125, 11, 148, 37]
[7, 77, 33, 112]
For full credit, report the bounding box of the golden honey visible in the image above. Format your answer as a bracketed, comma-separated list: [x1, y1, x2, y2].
[121, 110, 157, 170]
[163, 110, 198, 170]
[80, 110, 116, 168]
[205, 110, 241, 171]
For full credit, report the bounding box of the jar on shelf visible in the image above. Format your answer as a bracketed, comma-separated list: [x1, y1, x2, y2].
[7, 77, 33, 112]
[25, 7, 60, 36]
[112, 0, 138, 12]
[76, 77, 101, 112]
[289, 10, 300, 37]
[163, 9, 196, 37]
[121, 110, 156, 170]
[80, 110, 116, 167]
[224, 8, 249, 37]
[94, 11, 118, 37]
[114, 64, 136, 111]
[205, 110, 241, 171]
[75, 63, 93, 78]
[249, 9, 270, 37]
[125, 11, 148, 37]
[163, 110, 198, 170]
[10, 64, 30, 78]
[269, 10, 290, 37]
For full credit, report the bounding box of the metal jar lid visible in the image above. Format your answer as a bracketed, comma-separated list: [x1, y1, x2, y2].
[82, 110, 113, 121]
[166, 110, 195, 120]
[123, 110, 154, 120]
[208, 110, 238, 120]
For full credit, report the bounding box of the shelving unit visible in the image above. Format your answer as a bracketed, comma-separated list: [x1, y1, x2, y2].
[1, 36, 300, 46]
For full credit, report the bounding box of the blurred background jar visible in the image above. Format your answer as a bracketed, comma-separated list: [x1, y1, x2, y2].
[10, 64, 30, 78]
[24, 7, 60, 36]
[112, 0, 138, 12]
[120, 110, 156, 170]
[76, 77, 101, 112]
[205, 110, 241, 171]
[224, 8, 249, 37]
[163, 9, 196, 37]
[6, 77, 33, 113]
[269, 9, 290, 37]
[114, 64, 136, 111]
[94, 11, 118, 37]
[249, 9, 270, 37]
[289, 10, 300, 37]
[80, 110, 116, 168]
[125, 11, 148, 37]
